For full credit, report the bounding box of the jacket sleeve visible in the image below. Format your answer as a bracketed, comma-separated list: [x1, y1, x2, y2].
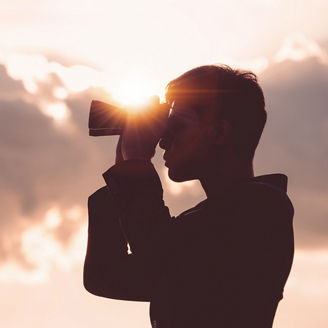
[83, 159, 173, 301]
[102, 159, 174, 268]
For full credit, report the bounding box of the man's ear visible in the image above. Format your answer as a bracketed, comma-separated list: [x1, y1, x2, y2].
[210, 119, 231, 145]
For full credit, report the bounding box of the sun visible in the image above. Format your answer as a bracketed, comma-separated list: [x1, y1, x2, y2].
[110, 75, 164, 112]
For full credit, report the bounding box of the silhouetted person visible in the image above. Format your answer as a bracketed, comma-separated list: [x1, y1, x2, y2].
[83, 65, 294, 328]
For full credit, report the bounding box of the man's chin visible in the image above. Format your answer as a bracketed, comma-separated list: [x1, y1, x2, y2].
[167, 167, 195, 183]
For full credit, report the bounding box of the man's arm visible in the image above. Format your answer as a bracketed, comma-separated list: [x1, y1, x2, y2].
[83, 182, 171, 301]
[84, 99, 173, 301]
[102, 159, 174, 269]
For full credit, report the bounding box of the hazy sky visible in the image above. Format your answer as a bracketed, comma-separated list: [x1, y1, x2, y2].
[0, 1, 328, 327]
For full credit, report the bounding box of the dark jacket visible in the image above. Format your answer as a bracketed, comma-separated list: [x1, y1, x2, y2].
[84, 160, 294, 328]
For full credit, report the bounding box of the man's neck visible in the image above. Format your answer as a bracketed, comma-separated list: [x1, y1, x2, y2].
[199, 159, 254, 199]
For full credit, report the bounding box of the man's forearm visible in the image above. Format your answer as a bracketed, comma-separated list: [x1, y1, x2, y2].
[84, 161, 173, 301]
[103, 159, 173, 265]
[84, 186, 129, 295]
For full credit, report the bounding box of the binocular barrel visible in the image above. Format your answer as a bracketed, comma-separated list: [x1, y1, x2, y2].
[88, 100, 126, 136]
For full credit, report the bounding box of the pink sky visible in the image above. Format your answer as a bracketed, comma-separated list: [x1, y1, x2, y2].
[1, 1, 328, 327]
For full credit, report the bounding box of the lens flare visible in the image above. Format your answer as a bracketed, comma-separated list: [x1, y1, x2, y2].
[111, 75, 162, 112]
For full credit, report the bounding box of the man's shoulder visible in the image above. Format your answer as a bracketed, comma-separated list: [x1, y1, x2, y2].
[240, 179, 292, 205]
[235, 180, 294, 225]
[239, 179, 284, 199]
[176, 199, 207, 218]
[88, 186, 113, 204]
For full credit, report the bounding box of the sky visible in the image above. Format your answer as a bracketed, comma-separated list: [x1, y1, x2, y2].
[0, 0, 328, 327]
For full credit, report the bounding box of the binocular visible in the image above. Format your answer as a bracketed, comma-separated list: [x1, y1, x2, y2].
[88, 100, 127, 136]
[88, 99, 169, 136]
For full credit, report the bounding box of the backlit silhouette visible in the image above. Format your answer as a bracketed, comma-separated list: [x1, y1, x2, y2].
[84, 65, 294, 328]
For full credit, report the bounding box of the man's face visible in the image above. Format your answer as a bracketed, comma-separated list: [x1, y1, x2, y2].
[159, 98, 218, 182]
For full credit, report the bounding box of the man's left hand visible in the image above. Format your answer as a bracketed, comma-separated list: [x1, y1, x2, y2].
[120, 96, 170, 161]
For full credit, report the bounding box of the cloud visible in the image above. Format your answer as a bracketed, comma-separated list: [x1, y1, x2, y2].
[0, 54, 206, 280]
[0, 217, 87, 284]
[275, 33, 328, 65]
[1, 44, 328, 283]
[0, 65, 26, 100]
[0, 55, 177, 282]
[0, 62, 118, 278]
[257, 54, 328, 249]
[4, 53, 109, 94]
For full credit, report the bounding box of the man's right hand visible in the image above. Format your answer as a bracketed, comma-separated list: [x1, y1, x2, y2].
[115, 97, 169, 164]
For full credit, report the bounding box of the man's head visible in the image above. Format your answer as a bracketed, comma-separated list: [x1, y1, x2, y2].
[159, 65, 267, 182]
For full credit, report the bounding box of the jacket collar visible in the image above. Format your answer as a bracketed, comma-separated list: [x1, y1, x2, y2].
[249, 174, 288, 192]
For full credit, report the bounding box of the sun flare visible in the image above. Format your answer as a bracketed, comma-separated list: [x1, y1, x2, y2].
[110, 75, 163, 112]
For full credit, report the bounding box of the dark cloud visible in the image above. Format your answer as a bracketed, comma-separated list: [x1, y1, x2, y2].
[256, 58, 328, 249]
[0, 64, 117, 268]
[0, 65, 26, 100]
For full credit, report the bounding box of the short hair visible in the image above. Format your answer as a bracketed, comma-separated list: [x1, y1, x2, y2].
[165, 65, 267, 160]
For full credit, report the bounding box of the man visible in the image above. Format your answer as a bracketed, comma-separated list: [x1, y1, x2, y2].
[83, 65, 294, 328]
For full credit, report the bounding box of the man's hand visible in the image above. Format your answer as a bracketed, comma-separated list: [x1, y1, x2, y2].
[115, 96, 169, 163]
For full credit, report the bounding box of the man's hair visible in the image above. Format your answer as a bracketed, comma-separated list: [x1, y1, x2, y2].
[165, 65, 267, 160]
